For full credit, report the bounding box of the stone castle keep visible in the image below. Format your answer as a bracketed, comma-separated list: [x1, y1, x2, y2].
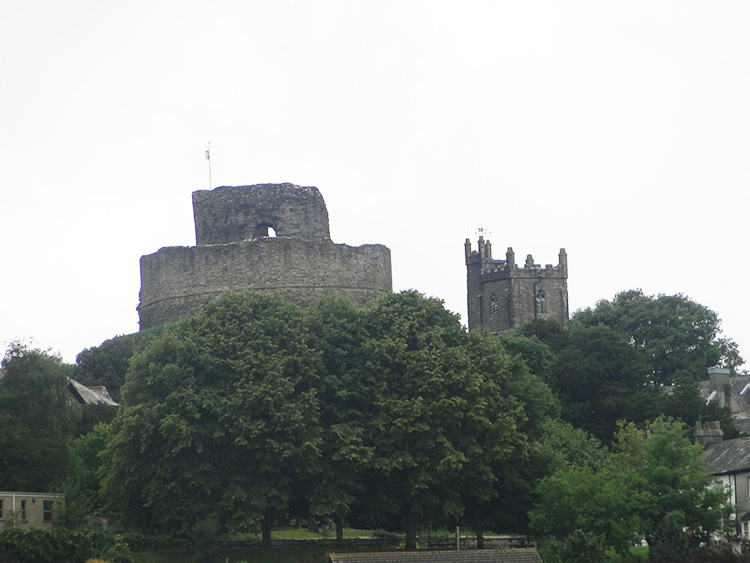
[465, 236, 568, 332]
[138, 183, 569, 332]
[137, 183, 393, 329]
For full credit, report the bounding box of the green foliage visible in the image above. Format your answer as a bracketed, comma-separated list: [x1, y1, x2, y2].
[74, 327, 167, 403]
[301, 295, 370, 529]
[530, 418, 732, 554]
[57, 423, 112, 527]
[0, 342, 73, 491]
[496, 330, 556, 382]
[651, 512, 690, 561]
[105, 535, 136, 563]
[352, 292, 556, 545]
[539, 419, 607, 472]
[101, 292, 322, 539]
[100, 289, 558, 548]
[657, 379, 742, 439]
[190, 516, 222, 563]
[572, 289, 743, 384]
[558, 529, 608, 563]
[0, 527, 110, 563]
[551, 324, 660, 442]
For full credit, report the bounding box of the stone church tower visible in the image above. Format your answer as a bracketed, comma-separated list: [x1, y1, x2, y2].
[465, 236, 568, 332]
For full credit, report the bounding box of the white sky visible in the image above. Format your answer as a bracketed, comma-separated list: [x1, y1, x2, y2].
[1, 1, 749, 366]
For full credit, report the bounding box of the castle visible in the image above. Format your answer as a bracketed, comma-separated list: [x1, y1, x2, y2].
[465, 236, 568, 332]
[138, 184, 568, 333]
[137, 183, 393, 329]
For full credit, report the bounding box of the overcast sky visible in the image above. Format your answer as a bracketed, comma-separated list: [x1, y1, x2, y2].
[2, 1, 749, 366]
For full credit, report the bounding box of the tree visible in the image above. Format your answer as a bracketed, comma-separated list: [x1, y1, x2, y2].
[74, 326, 167, 402]
[58, 422, 112, 527]
[100, 292, 322, 543]
[0, 342, 73, 491]
[572, 290, 743, 384]
[530, 418, 731, 554]
[551, 324, 661, 442]
[353, 291, 555, 548]
[302, 295, 372, 544]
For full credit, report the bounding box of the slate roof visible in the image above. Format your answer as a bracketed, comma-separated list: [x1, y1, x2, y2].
[329, 548, 543, 563]
[698, 375, 750, 413]
[67, 378, 118, 406]
[703, 436, 750, 475]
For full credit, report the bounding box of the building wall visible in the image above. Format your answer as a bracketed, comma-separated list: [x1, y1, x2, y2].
[138, 184, 393, 329]
[192, 184, 330, 245]
[0, 492, 64, 530]
[465, 237, 568, 332]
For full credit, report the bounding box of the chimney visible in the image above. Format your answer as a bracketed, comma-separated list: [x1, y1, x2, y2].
[708, 367, 731, 409]
[695, 420, 724, 448]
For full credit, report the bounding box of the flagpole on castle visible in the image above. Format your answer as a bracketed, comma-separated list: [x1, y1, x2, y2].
[206, 142, 212, 189]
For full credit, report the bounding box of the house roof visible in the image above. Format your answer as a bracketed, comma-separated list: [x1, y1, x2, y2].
[329, 549, 543, 563]
[703, 436, 750, 475]
[698, 375, 750, 413]
[67, 378, 118, 406]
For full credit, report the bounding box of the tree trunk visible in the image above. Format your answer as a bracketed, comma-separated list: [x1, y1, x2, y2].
[405, 511, 417, 550]
[474, 507, 485, 550]
[261, 509, 272, 548]
[335, 514, 344, 547]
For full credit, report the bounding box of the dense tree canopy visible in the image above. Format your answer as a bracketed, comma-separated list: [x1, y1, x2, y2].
[74, 326, 167, 402]
[514, 293, 745, 443]
[0, 342, 73, 491]
[100, 290, 557, 547]
[572, 289, 743, 384]
[101, 292, 321, 542]
[351, 292, 556, 547]
[530, 418, 731, 554]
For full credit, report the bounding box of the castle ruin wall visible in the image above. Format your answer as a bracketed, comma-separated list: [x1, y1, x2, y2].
[138, 183, 392, 330]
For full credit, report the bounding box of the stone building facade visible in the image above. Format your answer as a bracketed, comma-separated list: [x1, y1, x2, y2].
[465, 236, 568, 332]
[0, 492, 64, 529]
[138, 183, 392, 329]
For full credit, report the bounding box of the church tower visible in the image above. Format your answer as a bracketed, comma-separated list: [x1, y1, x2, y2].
[465, 236, 568, 332]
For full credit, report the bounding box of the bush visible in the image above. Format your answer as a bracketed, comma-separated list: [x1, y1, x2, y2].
[0, 528, 110, 563]
[190, 516, 222, 563]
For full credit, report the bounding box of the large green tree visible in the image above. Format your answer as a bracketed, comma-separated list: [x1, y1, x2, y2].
[353, 291, 555, 548]
[100, 292, 322, 543]
[572, 289, 743, 384]
[301, 295, 372, 543]
[0, 342, 73, 491]
[551, 324, 661, 442]
[530, 418, 731, 554]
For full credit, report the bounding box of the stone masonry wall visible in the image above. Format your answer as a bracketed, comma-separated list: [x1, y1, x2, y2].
[193, 184, 330, 245]
[138, 184, 392, 330]
[465, 237, 568, 332]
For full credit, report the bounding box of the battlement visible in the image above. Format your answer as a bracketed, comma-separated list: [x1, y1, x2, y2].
[464, 237, 567, 279]
[465, 236, 569, 332]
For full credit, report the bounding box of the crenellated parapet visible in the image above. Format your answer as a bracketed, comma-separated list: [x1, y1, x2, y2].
[465, 237, 567, 278]
[465, 236, 568, 332]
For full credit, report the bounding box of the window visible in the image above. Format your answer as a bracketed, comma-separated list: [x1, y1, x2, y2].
[535, 290, 547, 314]
[744, 521, 750, 539]
[490, 293, 498, 317]
[20, 500, 26, 521]
[43, 500, 54, 523]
